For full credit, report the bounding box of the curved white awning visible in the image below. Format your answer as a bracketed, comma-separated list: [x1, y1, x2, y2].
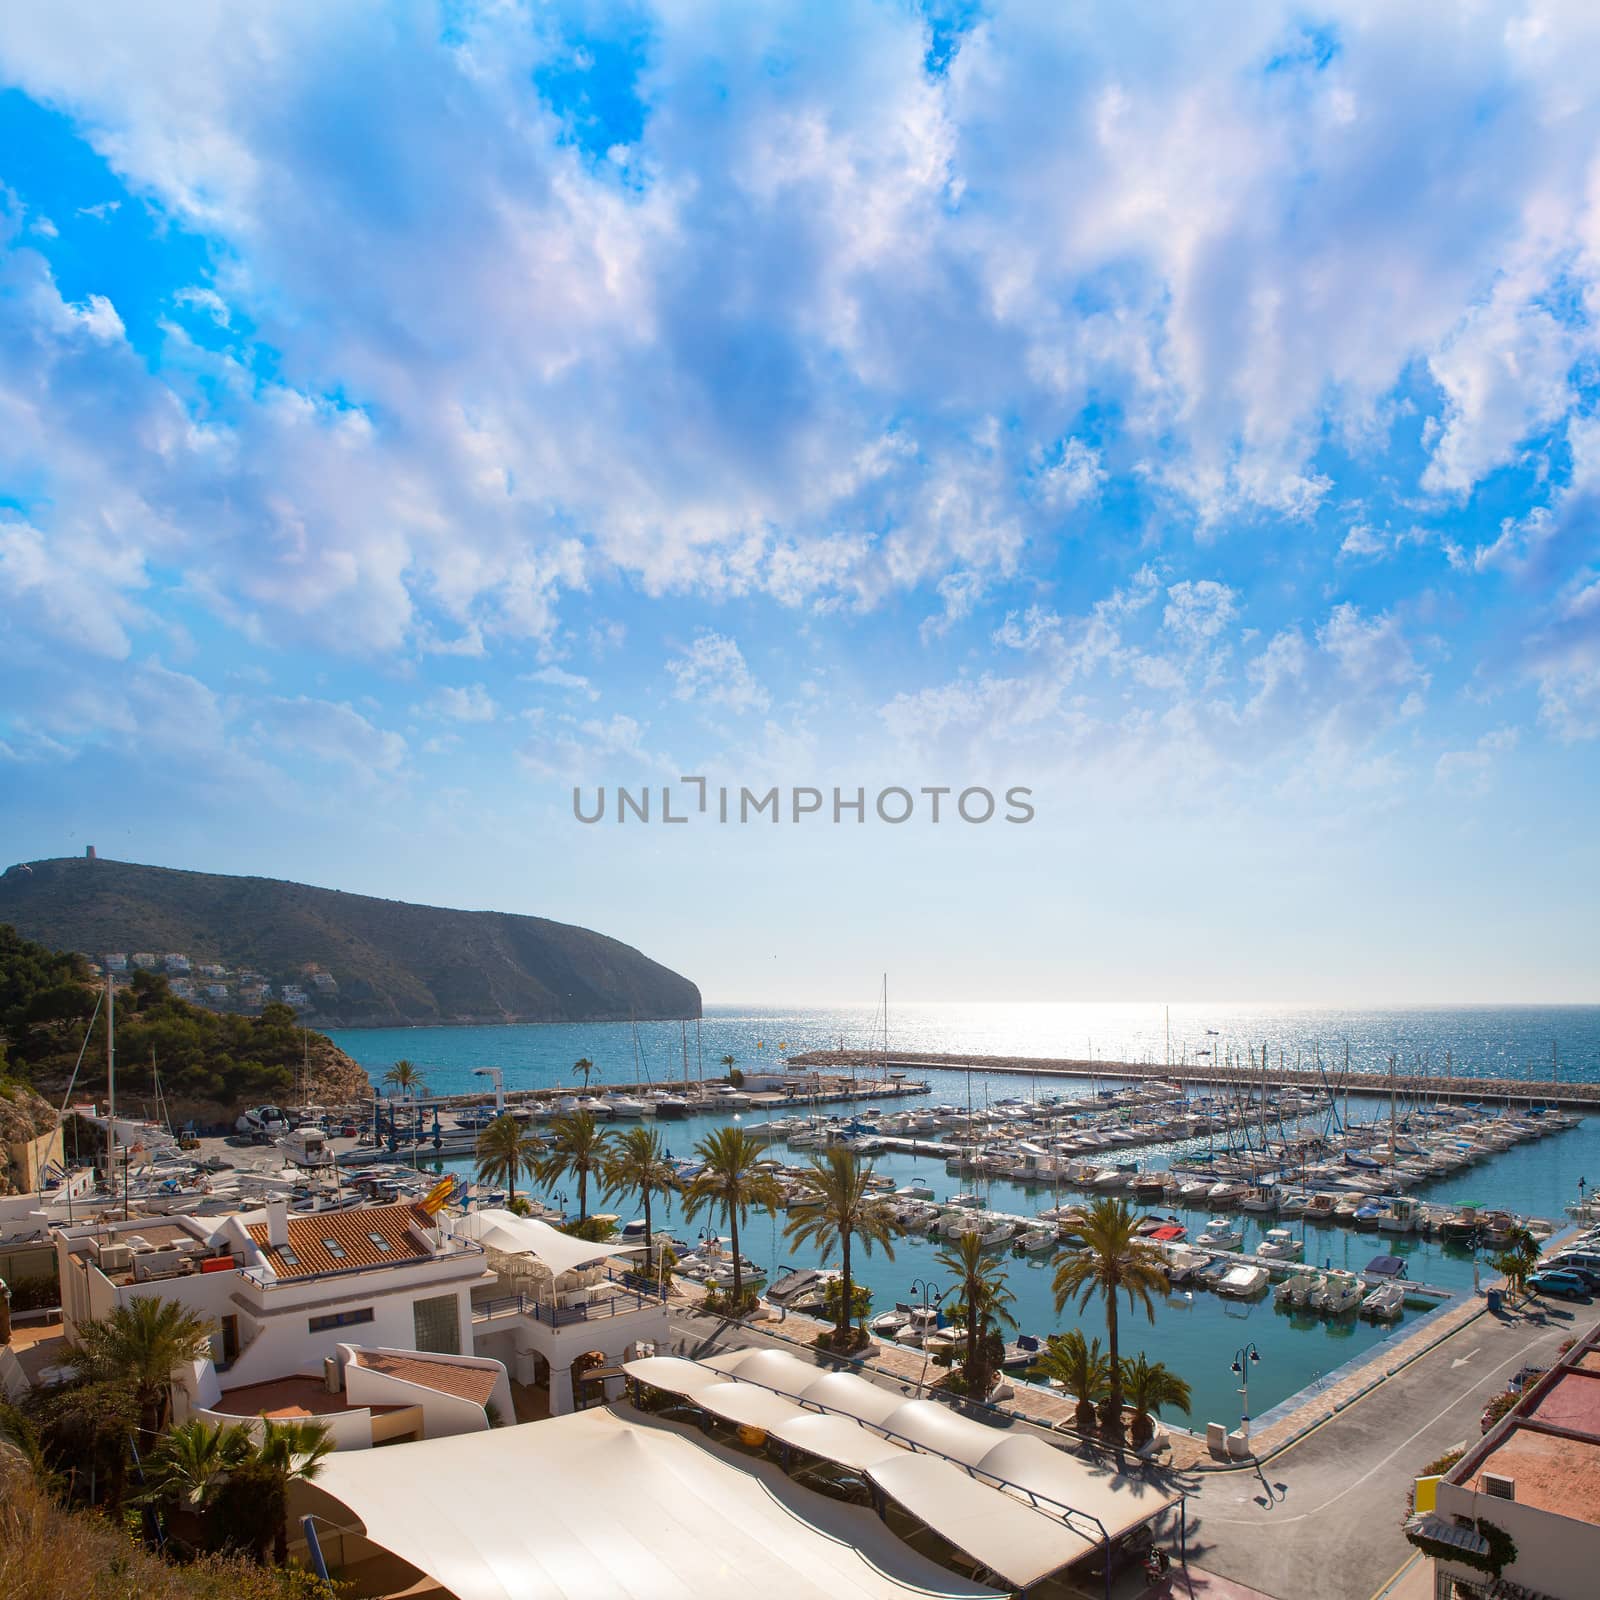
[309, 1409, 1000, 1600]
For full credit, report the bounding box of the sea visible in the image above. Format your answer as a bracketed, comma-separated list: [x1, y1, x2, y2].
[328, 1002, 1600, 1428]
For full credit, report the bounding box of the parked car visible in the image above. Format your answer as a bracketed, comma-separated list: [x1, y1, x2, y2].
[1549, 1263, 1600, 1291]
[1527, 1269, 1590, 1300]
[1507, 1365, 1548, 1393]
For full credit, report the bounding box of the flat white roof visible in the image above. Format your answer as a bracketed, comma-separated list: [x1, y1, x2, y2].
[308, 1408, 998, 1600]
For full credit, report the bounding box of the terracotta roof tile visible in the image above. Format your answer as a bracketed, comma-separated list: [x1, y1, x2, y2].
[246, 1201, 433, 1279]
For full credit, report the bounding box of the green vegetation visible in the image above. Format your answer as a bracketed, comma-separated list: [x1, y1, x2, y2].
[535, 1112, 614, 1222]
[571, 1058, 595, 1091]
[2, 1296, 338, 1588]
[0, 855, 700, 1024]
[1051, 1197, 1166, 1440]
[934, 1232, 1016, 1399]
[474, 1114, 545, 1206]
[1032, 1329, 1108, 1434]
[682, 1126, 782, 1311]
[784, 1149, 901, 1349]
[0, 1454, 338, 1600]
[382, 1059, 425, 1097]
[0, 924, 361, 1113]
[1119, 1353, 1191, 1448]
[1491, 1225, 1541, 1296]
[603, 1127, 679, 1269]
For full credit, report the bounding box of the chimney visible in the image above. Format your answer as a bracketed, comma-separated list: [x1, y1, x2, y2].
[265, 1198, 290, 1250]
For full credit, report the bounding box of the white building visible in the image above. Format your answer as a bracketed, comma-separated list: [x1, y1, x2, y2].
[53, 1198, 668, 1439]
[451, 1208, 669, 1416]
[56, 1200, 507, 1448]
[102, 952, 128, 972]
[1413, 1317, 1600, 1598]
[164, 952, 191, 974]
[130, 952, 158, 970]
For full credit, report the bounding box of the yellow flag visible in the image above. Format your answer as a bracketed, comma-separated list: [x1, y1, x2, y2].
[419, 1176, 456, 1215]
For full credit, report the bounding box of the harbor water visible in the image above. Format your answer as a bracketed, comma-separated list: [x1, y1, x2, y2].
[328, 1004, 1600, 1428]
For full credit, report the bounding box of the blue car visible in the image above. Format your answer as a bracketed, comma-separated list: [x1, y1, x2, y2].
[1528, 1269, 1590, 1300]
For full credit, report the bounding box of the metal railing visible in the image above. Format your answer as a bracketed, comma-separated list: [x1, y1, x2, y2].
[472, 1282, 666, 1327]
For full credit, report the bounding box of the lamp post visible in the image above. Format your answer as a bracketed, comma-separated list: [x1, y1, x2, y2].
[911, 1277, 947, 1392]
[1231, 1342, 1262, 1444]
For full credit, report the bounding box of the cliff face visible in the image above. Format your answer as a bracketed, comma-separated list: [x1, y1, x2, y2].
[0, 857, 702, 1027]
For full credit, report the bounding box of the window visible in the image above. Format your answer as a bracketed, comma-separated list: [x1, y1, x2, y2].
[367, 1232, 392, 1253]
[412, 1293, 461, 1355]
[309, 1307, 373, 1333]
[278, 1248, 300, 1267]
[321, 1238, 346, 1260]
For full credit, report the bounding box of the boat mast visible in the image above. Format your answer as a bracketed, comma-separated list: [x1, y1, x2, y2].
[681, 1019, 691, 1092]
[105, 971, 120, 1218]
[1388, 1053, 1397, 1164]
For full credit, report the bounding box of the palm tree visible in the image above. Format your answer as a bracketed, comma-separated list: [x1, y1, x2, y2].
[66, 1296, 215, 1441]
[783, 1148, 901, 1345]
[934, 1231, 1016, 1398]
[682, 1126, 782, 1310]
[1051, 1197, 1166, 1438]
[1120, 1353, 1192, 1449]
[142, 1417, 253, 1545]
[603, 1127, 679, 1273]
[536, 1112, 613, 1221]
[1492, 1224, 1541, 1297]
[384, 1059, 425, 1098]
[221, 1418, 335, 1565]
[719, 1053, 738, 1084]
[572, 1057, 595, 1092]
[1033, 1329, 1108, 1435]
[474, 1115, 544, 1207]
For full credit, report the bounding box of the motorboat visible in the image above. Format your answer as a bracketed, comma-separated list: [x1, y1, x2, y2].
[1360, 1283, 1405, 1321]
[1162, 1246, 1213, 1283]
[1274, 1269, 1316, 1308]
[1216, 1264, 1270, 1299]
[1196, 1217, 1243, 1250]
[236, 1105, 291, 1140]
[606, 1096, 649, 1119]
[1013, 1228, 1056, 1254]
[895, 1180, 935, 1200]
[870, 1303, 913, 1337]
[653, 1096, 691, 1119]
[1256, 1227, 1303, 1262]
[896, 1307, 944, 1347]
[1318, 1271, 1365, 1315]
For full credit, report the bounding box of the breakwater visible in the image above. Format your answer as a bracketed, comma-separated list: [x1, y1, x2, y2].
[786, 1050, 1600, 1110]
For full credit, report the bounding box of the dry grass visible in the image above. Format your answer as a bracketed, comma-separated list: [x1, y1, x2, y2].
[0, 1458, 335, 1600]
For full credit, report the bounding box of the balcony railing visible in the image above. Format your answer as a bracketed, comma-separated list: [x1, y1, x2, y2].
[472, 1281, 665, 1328]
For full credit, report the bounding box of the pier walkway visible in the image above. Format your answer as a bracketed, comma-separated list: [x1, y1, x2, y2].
[789, 1048, 1600, 1110]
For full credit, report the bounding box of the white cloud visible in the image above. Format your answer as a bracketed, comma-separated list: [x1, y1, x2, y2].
[522, 664, 599, 700]
[253, 696, 406, 772]
[1435, 726, 1519, 794]
[1038, 438, 1105, 508]
[422, 684, 498, 723]
[667, 632, 770, 714]
[1163, 580, 1237, 647]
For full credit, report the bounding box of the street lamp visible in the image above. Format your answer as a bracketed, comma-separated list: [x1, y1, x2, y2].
[473, 1066, 505, 1115]
[1231, 1342, 1262, 1443]
[910, 1278, 947, 1391]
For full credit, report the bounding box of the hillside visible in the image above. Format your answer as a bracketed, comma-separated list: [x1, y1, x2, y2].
[0, 856, 701, 1027]
[0, 925, 369, 1127]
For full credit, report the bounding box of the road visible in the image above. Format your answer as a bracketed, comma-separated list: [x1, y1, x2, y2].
[1181, 1299, 1596, 1600]
[663, 1297, 1598, 1600]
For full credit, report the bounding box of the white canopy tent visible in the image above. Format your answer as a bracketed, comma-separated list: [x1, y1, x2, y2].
[626, 1351, 1183, 1576]
[868, 1452, 1096, 1589]
[453, 1209, 637, 1277]
[305, 1409, 1000, 1600]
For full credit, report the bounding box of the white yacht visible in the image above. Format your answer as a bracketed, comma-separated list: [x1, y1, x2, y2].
[1196, 1217, 1243, 1250]
[1256, 1227, 1302, 1262]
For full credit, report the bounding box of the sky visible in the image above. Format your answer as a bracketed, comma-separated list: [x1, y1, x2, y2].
[0, 1, 1597, 1005]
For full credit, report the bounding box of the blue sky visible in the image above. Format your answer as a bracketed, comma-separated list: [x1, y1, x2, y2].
[1, 2, 1597, 1004]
